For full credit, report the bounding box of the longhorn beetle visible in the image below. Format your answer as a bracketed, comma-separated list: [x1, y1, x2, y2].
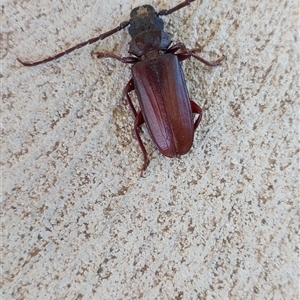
[18, 0, 225, 173]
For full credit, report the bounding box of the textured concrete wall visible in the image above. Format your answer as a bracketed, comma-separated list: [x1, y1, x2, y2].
[2, 0, 298, 299]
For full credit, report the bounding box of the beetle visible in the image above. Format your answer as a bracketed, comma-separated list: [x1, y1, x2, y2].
[18, 0, 225, 173]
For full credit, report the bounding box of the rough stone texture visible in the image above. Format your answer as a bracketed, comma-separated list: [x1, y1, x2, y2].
[2, 0, 298, 299]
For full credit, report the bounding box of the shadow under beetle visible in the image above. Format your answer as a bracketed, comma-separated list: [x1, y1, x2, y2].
[18, 0, 226, 173]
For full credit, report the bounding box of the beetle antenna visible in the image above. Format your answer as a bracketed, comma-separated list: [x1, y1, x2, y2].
[158, 0, 197, 16]
[17, 21, 130, 66]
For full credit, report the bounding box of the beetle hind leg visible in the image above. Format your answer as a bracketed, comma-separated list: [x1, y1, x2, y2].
[125, 78, 149, 174]
[134, 112, 150, 174]
[191, 100, 202, 130]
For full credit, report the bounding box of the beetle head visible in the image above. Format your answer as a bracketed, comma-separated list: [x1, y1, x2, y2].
[130, 5, 156, 18]
[128, 5, 164, 38]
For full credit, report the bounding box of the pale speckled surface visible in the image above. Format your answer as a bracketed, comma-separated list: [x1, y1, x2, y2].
[1, 0, 299, 299]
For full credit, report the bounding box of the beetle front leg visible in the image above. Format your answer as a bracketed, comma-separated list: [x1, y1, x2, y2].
[168, 42, 226, 67]
[188, 52, 226, 67]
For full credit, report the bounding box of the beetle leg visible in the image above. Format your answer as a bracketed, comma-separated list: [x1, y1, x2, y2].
[190, 100, 202, 130]
[167, 42, 187, 54]
[91, 51, 138, 64]
[125, 79, 149, 173]
[124, 78, 138, 117]
[167, 42, 202, 55]
[188, 52, 226, 67]
[134, 112, 150, 174]
[168, 42, 226, 66]
[177, 51, 226, 66]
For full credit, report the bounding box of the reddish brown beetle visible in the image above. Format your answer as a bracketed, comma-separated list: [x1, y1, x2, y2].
[18, 0, 225, 172]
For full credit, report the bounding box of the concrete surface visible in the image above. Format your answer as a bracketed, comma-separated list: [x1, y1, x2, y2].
[1, 0, 299, 299]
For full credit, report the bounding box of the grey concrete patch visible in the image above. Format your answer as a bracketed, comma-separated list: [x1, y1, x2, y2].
[2, 0, 298, 299]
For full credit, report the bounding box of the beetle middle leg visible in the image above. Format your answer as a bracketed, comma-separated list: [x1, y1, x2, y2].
[93, 54, 150, 172]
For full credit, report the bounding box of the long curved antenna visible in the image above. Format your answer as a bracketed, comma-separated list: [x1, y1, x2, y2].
[18, 0, 198, 66]
[17, 21, 130, 66]
[158, 0, 196, 16]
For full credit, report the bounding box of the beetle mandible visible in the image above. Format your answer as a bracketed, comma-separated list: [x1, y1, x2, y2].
[18, 0, 226, 173]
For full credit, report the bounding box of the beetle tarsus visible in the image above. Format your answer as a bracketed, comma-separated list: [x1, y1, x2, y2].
[140, 159, 150, 177]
